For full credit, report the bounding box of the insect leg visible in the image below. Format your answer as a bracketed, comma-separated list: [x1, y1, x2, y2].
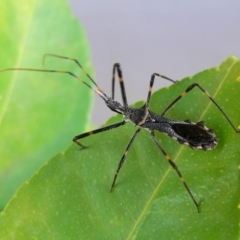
[145, 73, 177, 109]
[110, 128, 141, 192]
[112, 63, 128, 107]
[151, 131, 200, 213]
[73, 121, 126, 148]
[161, 83, 239, 133]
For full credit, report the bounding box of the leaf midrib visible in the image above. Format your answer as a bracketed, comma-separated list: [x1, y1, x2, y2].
[0, 2, 37, 129]
[126, 58, 238, 240]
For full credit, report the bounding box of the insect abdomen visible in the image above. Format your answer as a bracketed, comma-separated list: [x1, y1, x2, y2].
[171, 121, 217, 150]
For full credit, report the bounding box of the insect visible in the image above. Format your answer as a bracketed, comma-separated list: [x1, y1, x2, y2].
[1, 54, 239, 213]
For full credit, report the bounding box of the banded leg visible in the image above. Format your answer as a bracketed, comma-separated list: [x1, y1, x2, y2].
[110, 128, 141, 192]
[151, 131, 200, 213]
[73, 121, 126, 148]
[112, 63, 128, 107]
[145, 73, 177, 109]
[161, 83, 240, 133]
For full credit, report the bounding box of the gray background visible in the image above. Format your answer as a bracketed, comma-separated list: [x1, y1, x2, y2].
[69, 0, 240, 126]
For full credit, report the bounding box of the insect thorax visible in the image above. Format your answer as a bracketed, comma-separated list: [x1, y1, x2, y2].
[123, 106, 149, 125]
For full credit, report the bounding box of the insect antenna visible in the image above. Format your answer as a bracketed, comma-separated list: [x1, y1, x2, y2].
[0, 56, 109, 102]
[43, 53, 99, 88]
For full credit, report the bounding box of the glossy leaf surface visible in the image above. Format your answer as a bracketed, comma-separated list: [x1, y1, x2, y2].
[0, 57, 239, 239]
[0, 0, 93, 209]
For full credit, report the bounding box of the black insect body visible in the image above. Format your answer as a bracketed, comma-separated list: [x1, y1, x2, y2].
[141, 111, 217, 150]
[1, 54, 239, 213]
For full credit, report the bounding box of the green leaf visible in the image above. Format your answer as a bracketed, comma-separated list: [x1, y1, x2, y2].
[1, 56, 239, 239]
[0, 0, 93, 209]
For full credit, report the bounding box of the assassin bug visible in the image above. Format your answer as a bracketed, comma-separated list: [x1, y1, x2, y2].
[1, 54, 239, 213]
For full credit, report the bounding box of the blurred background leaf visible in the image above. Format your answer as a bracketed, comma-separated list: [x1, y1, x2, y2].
[0, 0, 93, 209]
[0, 57, 239, 239]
